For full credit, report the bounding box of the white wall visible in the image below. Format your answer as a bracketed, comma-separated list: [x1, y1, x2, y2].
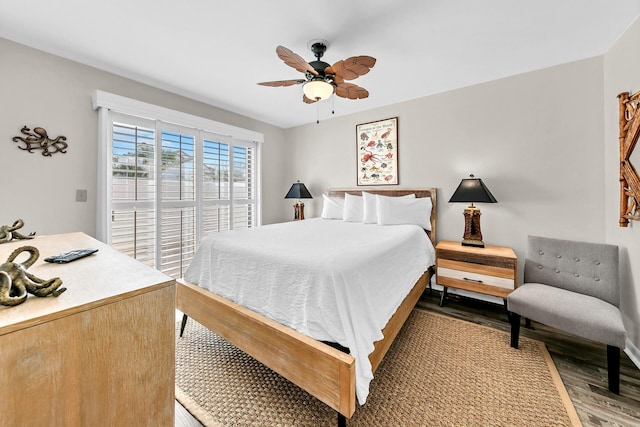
[0, 37, 289, 236]
[285, 57, 606, 280]
[604, 17, 640, 362]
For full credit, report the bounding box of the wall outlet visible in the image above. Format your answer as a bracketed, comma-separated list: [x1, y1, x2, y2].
[76, 189, 87, 202]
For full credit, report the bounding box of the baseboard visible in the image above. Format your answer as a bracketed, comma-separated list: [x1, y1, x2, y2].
[625, 338, 640, 369]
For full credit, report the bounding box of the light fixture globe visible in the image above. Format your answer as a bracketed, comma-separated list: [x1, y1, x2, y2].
[303, 79, 334, 101]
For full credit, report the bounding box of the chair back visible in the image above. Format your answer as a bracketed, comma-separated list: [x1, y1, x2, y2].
[524, 235, 620, 307]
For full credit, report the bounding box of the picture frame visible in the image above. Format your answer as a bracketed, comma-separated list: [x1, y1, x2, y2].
[618, 90, 640, 226]
[356, 117, 398, 186]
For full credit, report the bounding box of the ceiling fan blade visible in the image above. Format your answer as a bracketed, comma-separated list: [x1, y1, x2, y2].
[335, 82, 369, 100]
[276, 45, 318, 76]
[303, 94, 318, 104]
[329, 56, 376, 81]
[257, 79, 305, 87]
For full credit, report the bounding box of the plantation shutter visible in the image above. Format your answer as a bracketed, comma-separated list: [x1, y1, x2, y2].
[159, 124, 197, 278]
[110, 117, 157, 269]
[96, 94, 262, 279]
[202, 135, 231, 234]
[231, 142, 257, 230]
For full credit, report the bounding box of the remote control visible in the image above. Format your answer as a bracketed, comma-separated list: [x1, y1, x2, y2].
[44, 248, 99, 264]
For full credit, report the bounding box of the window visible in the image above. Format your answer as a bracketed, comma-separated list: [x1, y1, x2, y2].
[94, 91, 262, 278]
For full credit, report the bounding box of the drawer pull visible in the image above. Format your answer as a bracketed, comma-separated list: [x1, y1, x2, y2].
[463, 277, 484, 284]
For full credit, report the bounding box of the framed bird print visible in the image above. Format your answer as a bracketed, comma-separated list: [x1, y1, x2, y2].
[356, 117, 398, 186]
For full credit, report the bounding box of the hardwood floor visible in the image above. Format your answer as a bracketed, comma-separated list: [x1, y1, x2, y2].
[175, 400, 203, 427]
[175, 290, 640, 426]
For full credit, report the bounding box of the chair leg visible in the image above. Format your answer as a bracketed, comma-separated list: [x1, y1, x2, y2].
[179, 314, 188, 337]
[607, 345, 620, 394]
[510, 313, 521, 349]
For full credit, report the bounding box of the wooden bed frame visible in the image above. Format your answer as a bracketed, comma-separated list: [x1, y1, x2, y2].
[176, 188, 437, 423]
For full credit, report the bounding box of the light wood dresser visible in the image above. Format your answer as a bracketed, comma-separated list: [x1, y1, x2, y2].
[436, 240, 517, 307]
[0, 232, 175, 426]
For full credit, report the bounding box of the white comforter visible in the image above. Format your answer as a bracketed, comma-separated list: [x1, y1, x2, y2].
[184, 218, 435, 404]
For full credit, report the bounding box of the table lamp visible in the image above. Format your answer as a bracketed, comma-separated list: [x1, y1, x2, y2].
[285, 181, 313, 220]
[448, 174, 497, 247]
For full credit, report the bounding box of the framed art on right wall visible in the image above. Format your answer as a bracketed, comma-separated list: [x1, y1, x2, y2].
[618, 90, 640, 226]
[356, 117, 398, 186]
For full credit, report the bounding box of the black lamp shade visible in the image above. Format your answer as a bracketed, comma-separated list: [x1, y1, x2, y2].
[448, 175, 497, 203]
[285, 181, 313, 199]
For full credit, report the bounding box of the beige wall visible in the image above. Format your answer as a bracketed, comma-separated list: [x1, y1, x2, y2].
[604, 17, 640, 361]
[0, 37, 289, 236]
[286, 57, 606, 272]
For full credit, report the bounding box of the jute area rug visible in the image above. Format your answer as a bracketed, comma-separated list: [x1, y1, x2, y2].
[175, 309, 582, 427]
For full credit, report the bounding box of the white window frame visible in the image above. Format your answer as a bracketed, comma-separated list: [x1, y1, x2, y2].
[93, 89, 263, 251]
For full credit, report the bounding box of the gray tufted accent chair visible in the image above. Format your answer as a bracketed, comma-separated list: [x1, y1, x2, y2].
[507, 235, 626, 394]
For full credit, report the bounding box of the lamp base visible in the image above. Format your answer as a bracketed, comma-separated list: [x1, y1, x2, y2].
[461, 238, 485, 248]
[293, 202, 305, 221]
[461, 205, 485, 248]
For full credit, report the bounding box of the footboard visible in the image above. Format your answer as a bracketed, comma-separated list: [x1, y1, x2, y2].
[176, 279, 357, 418]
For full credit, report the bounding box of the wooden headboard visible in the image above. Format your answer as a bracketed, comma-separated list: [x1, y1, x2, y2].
[326, 188, 437, 246]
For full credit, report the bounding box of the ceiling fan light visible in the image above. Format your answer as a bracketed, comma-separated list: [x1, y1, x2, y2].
[303, 80, 334, 101]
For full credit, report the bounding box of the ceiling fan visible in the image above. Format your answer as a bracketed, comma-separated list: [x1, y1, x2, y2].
[257, 40, 376, 104]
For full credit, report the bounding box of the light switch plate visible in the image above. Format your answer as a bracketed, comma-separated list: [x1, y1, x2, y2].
[76, 189, 87, 202]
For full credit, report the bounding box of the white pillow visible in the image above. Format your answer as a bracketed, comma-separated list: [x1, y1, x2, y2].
[343, 193, 363, 222]
[376, 195, 432, 230]
[321, 195, 345, 219]
[363, 192, 415, 224]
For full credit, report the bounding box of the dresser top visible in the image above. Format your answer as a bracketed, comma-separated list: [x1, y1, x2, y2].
[0, 232, 174, 335]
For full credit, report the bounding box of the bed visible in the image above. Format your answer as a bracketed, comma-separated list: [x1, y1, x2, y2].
[176, 188, 437, 424]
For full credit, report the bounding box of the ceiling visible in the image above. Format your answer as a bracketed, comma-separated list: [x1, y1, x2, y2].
[1, 1, 639, 129]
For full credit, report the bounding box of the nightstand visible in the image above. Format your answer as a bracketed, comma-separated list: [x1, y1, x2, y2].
[436, 240, 517, 309]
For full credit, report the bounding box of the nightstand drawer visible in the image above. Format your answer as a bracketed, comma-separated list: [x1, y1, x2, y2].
[437, 258, 516, 281]
[437, 267, 515, 290]
[436, 249, 516, 270]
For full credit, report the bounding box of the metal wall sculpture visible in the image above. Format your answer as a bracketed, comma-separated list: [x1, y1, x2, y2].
[12, 125, 68, 156]
[0, 219, 35, 244]
[618, 91, 640, 226]
[0, 246, 65, 306]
